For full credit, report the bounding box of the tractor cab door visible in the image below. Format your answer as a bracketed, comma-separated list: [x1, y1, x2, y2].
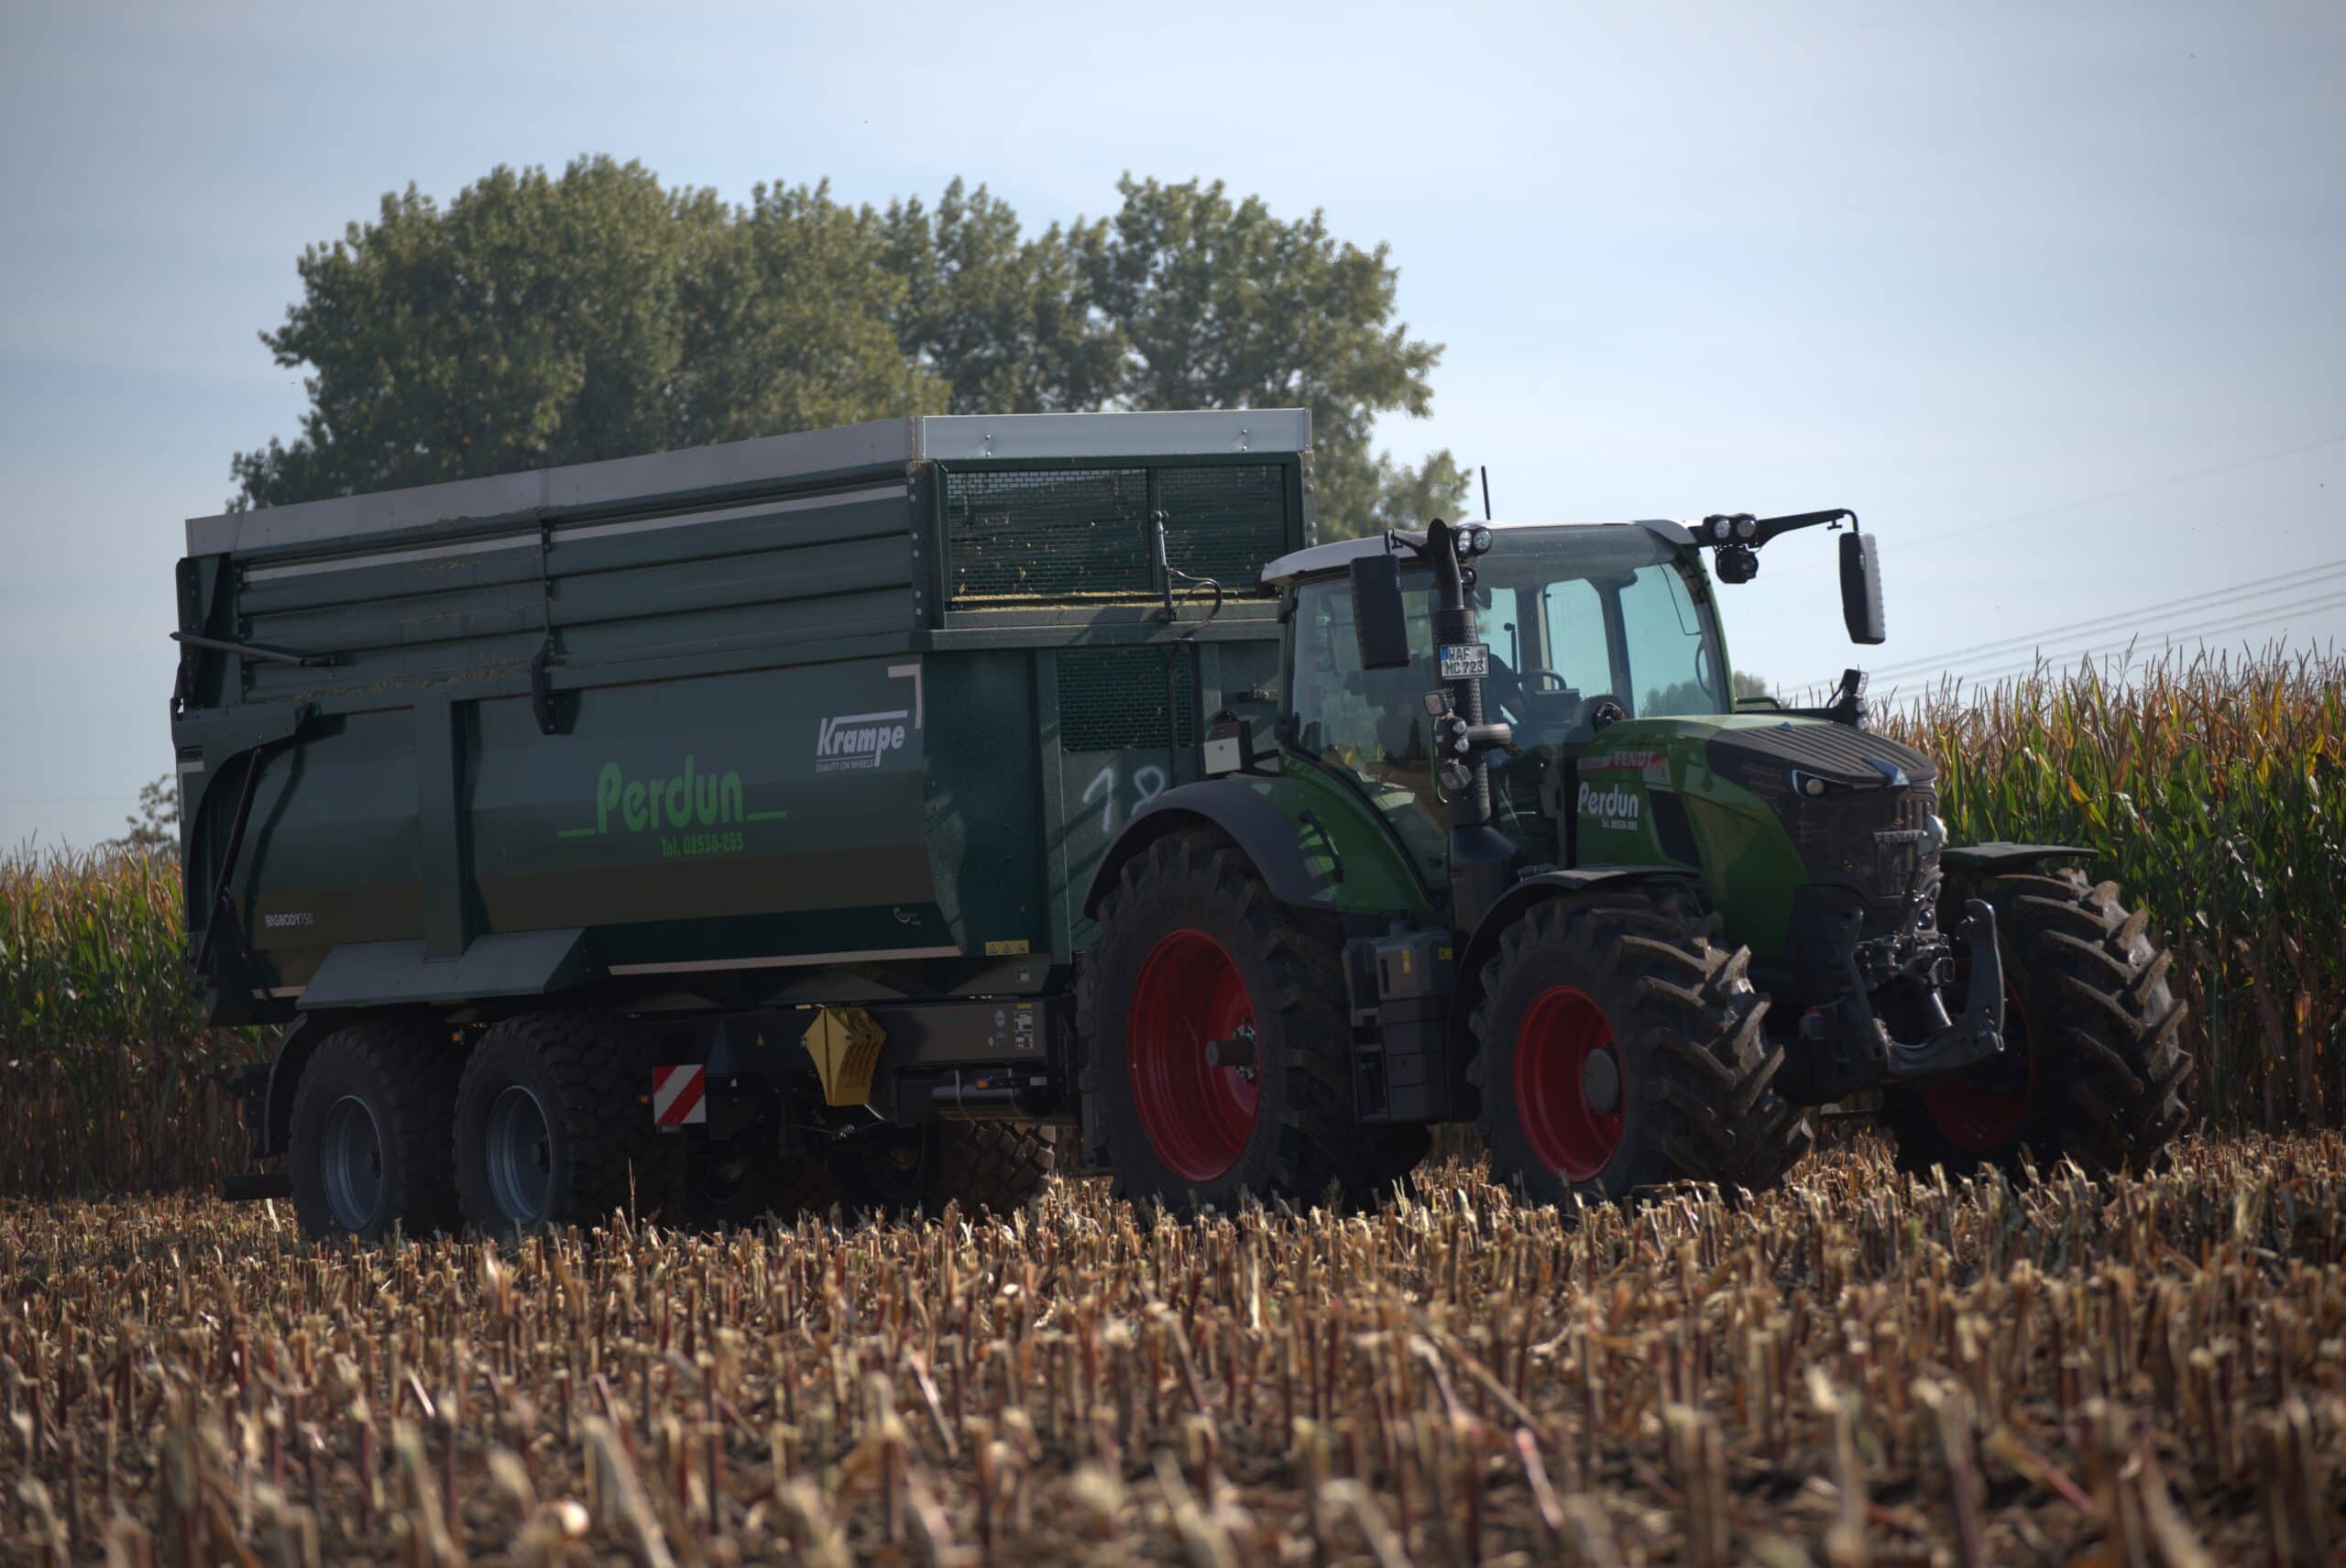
[1285, 573, 1452, 888]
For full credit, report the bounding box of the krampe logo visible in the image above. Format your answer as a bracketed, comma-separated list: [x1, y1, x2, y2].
[1577, 780, 1642, 828]
[816, 709, 909, 773]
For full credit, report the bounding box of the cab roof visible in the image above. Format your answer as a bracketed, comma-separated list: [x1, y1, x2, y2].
[1258, 517, 1697, 588]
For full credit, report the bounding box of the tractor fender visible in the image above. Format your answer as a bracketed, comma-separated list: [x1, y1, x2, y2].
[1939, 841, 2094, 873]
[1455, 866, 1696, 992]
[1081, 779, 1337, 917]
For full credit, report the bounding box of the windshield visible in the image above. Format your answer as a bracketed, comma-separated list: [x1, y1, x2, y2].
[1290, 526, 1726, 744]
[1286, 527, 1727, 872]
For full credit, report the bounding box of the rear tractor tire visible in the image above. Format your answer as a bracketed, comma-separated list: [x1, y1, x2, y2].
[1078, 828, 1427, 1211]
[1468, 887, 1810, 1204]
[454, 1012, 681, 1235]
[288, 1019, 464, 1243]
[1886, 867, 2189, 1177]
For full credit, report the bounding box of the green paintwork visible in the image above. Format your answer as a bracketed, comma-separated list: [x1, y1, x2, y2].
[1567, 717, 1812, 956]
[173, 437, 1305, 1024]
[1226, 761, 1440, 920]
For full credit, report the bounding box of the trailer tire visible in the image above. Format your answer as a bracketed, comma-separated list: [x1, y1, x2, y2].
[454, 1012, 680, 1235]
[1467, 887, 1810, 1204]
[288, 1020, 463, 1243]
[1886, 868, 2190, 1177]
[1078, 827, 1427, 1211]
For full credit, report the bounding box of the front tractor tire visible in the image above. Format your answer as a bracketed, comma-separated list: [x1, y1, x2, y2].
[454, 1012, 681, 1235]
[1079, 828, 1426, 1210]
[1468, 888, 1810, 1204]
[1886, 868, 2189, 1177]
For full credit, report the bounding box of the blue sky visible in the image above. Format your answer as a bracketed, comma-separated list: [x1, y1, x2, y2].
[4, 0, 2341, 847]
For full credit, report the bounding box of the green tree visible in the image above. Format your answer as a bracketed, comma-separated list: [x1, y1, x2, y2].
[233, 161, 1462, 536]
[232, 159, 936, 508]
[106, 774, 180, 855]
[1077, 176, 1462, 541]
[881, 180, 1121, 415]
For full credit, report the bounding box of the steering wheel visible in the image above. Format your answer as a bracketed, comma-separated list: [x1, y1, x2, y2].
[1575, 694, 1628, 731]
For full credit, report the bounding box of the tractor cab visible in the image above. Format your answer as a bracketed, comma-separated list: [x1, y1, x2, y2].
[1265, 521, 1732, 884]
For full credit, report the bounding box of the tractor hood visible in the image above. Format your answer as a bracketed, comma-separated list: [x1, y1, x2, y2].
[1702, 718, 1936, 791]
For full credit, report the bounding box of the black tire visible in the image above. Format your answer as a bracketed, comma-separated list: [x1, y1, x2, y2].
[1077, 828, 1427, 1211]
[822, 1123, 1060, 1216]
[1885, 868, 2189, 1177]
[288, 1020, 463, 1243]
[930, 1123, 1060, 1211]
[453, 1012, 681, 1234]
[1467, 887, 1810, 1204]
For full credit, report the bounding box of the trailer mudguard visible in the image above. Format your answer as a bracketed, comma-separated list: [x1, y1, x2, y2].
[1940, 841, 2095, 872]
[1456, 866, 1697, 991]
[254, 1010, 338, 1159]
[1082, 779, 1339, 916]
[297, 927, 595, 1011]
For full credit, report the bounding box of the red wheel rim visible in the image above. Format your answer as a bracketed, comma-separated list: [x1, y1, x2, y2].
[1923, 981, 2035, 1152]
[1514, 986, 1625, 1181]
[1127, 929, 1259, 1182]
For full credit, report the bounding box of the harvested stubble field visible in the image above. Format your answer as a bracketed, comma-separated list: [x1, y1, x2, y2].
[4, 1137, 2341, 1567]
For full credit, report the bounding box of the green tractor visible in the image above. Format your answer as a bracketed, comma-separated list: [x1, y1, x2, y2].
[1078, 510, 2190, 1205]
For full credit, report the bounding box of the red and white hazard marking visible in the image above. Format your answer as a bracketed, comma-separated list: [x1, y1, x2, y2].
[652, 1065, 707, 1127]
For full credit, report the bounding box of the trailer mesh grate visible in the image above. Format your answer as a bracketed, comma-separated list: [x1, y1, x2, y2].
[1057, 648, 1197, 752]
[943, 464, 1287, 608]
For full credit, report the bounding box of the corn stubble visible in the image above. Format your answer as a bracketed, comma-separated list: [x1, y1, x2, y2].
[4, 1137, 2341, 1567]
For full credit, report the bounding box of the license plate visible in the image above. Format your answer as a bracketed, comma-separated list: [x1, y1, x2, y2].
[1438, 642, 1490, 680]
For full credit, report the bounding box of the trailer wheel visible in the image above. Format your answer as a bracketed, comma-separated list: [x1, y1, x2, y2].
[287, 1021, 463, 1243]
[1886, 868, 2189, 1176]
[454, 1013, 680, 1234]
[1078, 827, 1427, 1210]
[1467, 887, 1809, 1204]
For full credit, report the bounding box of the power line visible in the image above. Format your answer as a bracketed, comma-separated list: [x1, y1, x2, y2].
[1950, 593, 2346, 687]
[1788, 585, 2346, 704]
[1924, 587, 2346, 690]
[1866, 559, 2346, 679]
[1768, 431, 2346, 581]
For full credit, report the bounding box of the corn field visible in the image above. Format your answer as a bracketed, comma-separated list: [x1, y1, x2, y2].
[1879, 645, 2346, 1130]
[3, 1136, 2342, 1566]
[0, 850, 259, 1200]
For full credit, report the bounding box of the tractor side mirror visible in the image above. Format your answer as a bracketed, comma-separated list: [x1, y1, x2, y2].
[1840, 531, 1886, 645]
[1350, 554, 1413, 671]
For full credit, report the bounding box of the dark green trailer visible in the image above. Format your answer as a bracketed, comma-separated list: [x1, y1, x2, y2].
[177, 411, 1304, 1235]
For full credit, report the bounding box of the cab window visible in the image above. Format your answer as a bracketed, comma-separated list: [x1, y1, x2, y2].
[1288, 578, 1449, 879]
